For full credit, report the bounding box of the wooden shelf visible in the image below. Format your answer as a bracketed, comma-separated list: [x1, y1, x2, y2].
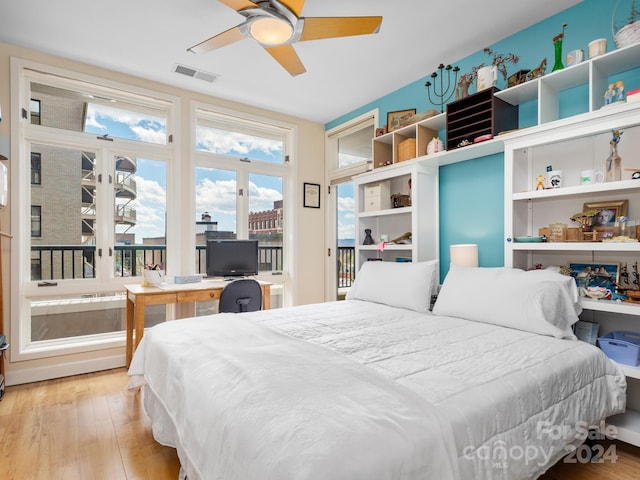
[445, 87, 518, 151]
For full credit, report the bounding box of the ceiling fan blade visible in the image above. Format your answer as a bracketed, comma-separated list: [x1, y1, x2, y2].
[188, 25, 246, 54]
[219, 0, 259, 12]
[276, 0, 306, 17]
[299, 16, 383, 42]
[265, 44, 306, 76]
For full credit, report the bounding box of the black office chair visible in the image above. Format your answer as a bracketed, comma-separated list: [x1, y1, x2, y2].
[218, 278, 263, 313]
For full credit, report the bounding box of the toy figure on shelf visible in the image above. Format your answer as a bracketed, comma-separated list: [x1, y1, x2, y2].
[535, 174, 546, 190]
[616, 81, 625, 101]
[605, 84, 616, 104]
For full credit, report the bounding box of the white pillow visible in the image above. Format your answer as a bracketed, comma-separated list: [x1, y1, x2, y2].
[432, 265, 580, 339]
[346, 260, 438, 313]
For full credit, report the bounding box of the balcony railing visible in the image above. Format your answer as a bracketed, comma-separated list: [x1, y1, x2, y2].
[114, 205, 136, 225]
[29, 244, 290, 280]
[337, 246, 355, 288]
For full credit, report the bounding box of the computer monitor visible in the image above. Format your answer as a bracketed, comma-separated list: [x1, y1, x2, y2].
[206, 239, 259, 278]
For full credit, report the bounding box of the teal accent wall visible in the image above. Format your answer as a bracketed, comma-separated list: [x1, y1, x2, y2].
[439, 154, 504, 280]
[325, 0, 640, 280]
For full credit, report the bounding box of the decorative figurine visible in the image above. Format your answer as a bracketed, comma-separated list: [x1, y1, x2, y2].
[606, 129, 623, 182]
[535, 174, 546, 190]
[616, 80, 625, 101]
[604, 81, 626, 105]
[528, 58, 547, 80]
[363, 228, 375, 245]
[605, 84, 616, 104]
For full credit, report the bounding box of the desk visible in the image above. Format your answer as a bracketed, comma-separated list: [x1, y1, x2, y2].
[125, 280, 271, 367]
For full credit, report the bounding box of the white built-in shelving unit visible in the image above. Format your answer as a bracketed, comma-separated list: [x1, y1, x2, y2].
[503, 102, 640, 447]
[353, 162, 438, 272]
[355, 39, 640, 446]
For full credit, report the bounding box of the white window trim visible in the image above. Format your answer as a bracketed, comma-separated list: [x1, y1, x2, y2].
[324, 109, 378, 301]
[10, 57, 180, 362]
[190, 101, 297, 306]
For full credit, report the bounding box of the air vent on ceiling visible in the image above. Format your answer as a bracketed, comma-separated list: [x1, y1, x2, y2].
[173, 64, 218, 83]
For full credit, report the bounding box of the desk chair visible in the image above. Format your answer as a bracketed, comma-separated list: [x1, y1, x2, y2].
[219, 278, 263, 313]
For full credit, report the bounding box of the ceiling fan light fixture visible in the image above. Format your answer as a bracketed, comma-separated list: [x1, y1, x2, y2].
[249, 17, 293, 45]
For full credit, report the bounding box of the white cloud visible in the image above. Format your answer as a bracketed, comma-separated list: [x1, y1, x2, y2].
[196, 178, 238, 217]
[133, 177, 166, 206]
[338, 220, 355, 240]
[85, 114, 106, 131]
[131, 125, 167, 144]
[248, 181, 281, 213]
[86, 103, 166, 144]
[119, 177, 167, 241]
[337, 195, 354, 213]
[196, 126, 282, 157]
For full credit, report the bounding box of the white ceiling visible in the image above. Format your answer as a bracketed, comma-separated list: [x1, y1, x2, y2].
[0, 0, 581, 124]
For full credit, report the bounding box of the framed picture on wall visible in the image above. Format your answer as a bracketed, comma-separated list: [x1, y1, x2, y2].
[386, 109, 416, 132]
[303, 182, 320, 208]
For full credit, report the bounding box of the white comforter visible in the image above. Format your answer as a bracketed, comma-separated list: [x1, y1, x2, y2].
[128, 300, 626, 480]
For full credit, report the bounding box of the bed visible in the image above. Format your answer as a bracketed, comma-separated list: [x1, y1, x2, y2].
[127, 261, 627, 480]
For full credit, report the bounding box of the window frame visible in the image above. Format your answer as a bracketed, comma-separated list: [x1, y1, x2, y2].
[11, 57, 179, 362]
[191, 101, 296, 305]
[324, 109, 378, 301]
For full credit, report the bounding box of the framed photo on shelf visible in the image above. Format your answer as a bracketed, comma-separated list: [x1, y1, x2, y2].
[584, 200, 628, 228]
[386, 109, 416, 132]
[568, 262, 620, 289]
[303, 182, 321, 208]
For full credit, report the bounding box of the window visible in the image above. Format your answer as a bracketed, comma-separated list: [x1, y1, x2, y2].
[30, 82, 169, 145]
[325, 109, 378, 300]
[15, 61, 175, 361]
[196, 110, 286, 164]
[31, 205, 42, 237]
[31, 152, 41, 185]
[194, 105, 293, 307]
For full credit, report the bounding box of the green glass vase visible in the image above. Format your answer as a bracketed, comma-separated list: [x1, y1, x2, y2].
[552, 39, 564, 71]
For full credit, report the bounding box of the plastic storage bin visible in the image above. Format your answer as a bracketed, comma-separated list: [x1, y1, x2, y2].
[598, 331, 640, 366]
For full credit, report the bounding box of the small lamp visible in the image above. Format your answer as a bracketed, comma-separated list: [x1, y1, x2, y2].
[450, 244, 478, 267]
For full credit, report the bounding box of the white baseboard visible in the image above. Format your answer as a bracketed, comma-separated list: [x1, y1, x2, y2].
[5, 355, 126, 386]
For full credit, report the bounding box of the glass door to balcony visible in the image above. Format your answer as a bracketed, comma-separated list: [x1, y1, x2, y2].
[26, 144, 169, 344]
[335, 181, 355, 299]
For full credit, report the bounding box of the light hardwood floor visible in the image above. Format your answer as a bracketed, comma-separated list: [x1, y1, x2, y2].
[0, 368, 639, 479]
[0, 368, 179, 480]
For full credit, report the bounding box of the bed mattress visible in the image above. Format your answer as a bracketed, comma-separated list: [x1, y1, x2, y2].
[128, 299, 626, 480]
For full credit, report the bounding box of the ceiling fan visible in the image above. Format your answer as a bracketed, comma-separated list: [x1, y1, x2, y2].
[188, 0, 382, 76]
